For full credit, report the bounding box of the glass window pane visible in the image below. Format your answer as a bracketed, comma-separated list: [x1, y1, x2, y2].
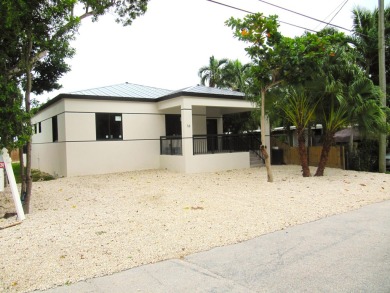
[96, 113, 110, 140]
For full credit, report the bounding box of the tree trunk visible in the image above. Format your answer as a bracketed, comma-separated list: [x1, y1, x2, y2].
[260, 89, 273, 182]
[297, 129, 311, 177]
[23, 140, 32, 213]
[314, 133, 334, 176]
[18, 147, 26, 197]
[23, 41, 33, 213]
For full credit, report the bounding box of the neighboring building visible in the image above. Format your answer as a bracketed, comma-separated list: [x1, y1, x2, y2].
[31, 83, 265, 177]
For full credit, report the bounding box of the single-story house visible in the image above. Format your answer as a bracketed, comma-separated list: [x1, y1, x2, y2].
[31, 83, 268, 177]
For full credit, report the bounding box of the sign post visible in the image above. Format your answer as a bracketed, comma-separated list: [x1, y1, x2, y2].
[0, 148, 25, 221]
[0, 161, 4, 192]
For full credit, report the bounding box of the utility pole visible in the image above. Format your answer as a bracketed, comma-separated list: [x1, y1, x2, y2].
[378, 0, 387, 173]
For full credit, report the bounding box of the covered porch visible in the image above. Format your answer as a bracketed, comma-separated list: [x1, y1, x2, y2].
[156, 89, 267, 173]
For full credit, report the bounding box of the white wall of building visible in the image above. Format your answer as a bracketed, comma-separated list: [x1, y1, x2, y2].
[31, 94, 257, 177]
[65, 140, 161, 176]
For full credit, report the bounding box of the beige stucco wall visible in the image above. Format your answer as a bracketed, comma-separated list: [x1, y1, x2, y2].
[31, 143, 67, 177]
[185, 152, 250, 173]
[32, 98, 165, 177]
[192, 106, 206, 135]
[31, 100, 67, 176]
[65, 140, 160, 176]
[31, 94, 257, 177]
[65, 113, 96, 142]
[160, 155, 185, 172]
[161, 152, 250, 173]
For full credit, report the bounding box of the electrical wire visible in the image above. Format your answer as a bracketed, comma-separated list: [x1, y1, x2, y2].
[207, 0, 374, 39]
[323, 0, 350, 29]
[207, 0, 318, 33]
[314, 0, 349, 30]
[255, 0, 352, 33]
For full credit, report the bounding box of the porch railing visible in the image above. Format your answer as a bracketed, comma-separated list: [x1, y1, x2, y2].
[193, 133, 262, 155]
[160, 133, 263, 160]
[160, 136, 182, 155]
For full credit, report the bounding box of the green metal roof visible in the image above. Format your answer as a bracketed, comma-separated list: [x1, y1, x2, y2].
[38, 83, 246, 112]
[70, 82, 173, 99]
[69, 83, 244, 100]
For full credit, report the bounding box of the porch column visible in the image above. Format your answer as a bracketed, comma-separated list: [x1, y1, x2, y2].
[181, 104, 193, 159]
[217, 115, 223, 134]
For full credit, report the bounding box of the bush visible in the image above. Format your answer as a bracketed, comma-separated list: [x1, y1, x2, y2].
[347, 139, 379, 172]
[11, 162, 55, 184]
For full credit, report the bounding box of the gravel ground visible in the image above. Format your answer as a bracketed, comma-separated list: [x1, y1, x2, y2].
[0, 165, 389, 293]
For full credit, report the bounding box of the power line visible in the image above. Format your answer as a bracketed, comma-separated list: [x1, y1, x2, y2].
[323, 0, 350, 30]
[314, 0, 349, 30]
[255, 0, 352, 33]
[207, 0, 374, 40]
[207, 0, 318, 33]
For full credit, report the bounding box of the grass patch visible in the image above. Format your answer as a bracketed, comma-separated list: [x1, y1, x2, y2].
[11, 162, 55, 184]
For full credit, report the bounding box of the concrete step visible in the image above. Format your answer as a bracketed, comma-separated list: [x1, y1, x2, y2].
[250, 151, 263, 168]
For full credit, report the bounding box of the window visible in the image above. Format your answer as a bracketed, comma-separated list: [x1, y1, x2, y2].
[165, 114, 181, 136]
[38, 122, 42, 133]
[96, 113, 123, 140]
[34, 124, 37, 134]
[52, 116, 58, 142]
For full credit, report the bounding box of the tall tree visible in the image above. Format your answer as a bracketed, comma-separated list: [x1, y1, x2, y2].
[198, 55, 229, 88]
[226, 14, 343, 181]
[0, 77, 31, 151]
[1, 0, 149, 213]
[350, 6, 390, 89]
[313, 45, 387, 176]
[350, 5, 390, 172]
[222, 59, 251, 92]
[226, 13, 285, 182]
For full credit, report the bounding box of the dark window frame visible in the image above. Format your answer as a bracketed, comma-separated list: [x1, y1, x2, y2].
[95, 113, 123, 141]
[52, 116, 58, 142]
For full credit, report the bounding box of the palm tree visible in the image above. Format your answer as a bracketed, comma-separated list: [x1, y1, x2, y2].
[198, 56, 228, 88]
[350, 6, 390, 86]
[313, 47, 387, 176]
[350, 6, 390, 172]
[222, 59, 251, 92]
[278, 86, 319, 177]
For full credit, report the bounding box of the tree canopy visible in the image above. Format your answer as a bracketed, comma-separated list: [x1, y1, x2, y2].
[0, 0, 150, 213]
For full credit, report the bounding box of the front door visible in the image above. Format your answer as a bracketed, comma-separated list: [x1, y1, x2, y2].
[207, 119, 218, 152]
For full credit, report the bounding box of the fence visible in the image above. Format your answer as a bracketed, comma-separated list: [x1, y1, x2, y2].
[281, 145, 344, 169]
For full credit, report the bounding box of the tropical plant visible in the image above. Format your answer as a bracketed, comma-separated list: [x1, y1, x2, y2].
[277, 86, 319, 177]
[226, 14, 345, 181]
[350, 6, 390, 88]
[198, 56, 229, 88]
[312, 45, 388, 176]
[350, 5, 390, 172]
[222, 59, 251, 92]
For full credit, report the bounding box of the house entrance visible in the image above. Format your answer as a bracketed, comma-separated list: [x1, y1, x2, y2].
[207, 119, 218, 152]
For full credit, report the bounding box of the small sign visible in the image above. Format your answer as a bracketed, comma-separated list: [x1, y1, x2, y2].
[0, 168, 3, 192]
[0, 148, 25, 220]
[0, 162, 4, 168]
[115, 116, 122, 122]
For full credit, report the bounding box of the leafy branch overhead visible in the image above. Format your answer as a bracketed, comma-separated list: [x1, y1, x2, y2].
[0, 0, 150, 214]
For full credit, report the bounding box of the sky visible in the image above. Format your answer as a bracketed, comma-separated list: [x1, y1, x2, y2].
[34, 0, 387, 103]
